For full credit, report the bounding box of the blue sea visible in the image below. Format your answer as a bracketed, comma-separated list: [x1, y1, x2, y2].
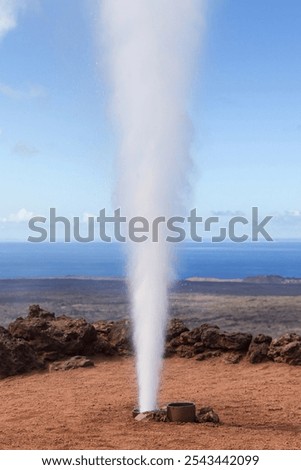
[0, 241, 300, 280]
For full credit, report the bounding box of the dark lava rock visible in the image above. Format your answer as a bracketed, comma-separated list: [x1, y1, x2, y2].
[164, 344, 176, 358]
[179, 326, 207, 345]
[247, 334, 272, 364]
[49, 355, 94, 371]
[0, 326, 41, 379]
[92, 334, 116, 356]
[8, 305, 97, 362]
[28, 304, 55, 319]
[176, 345, 195, 358]
[107, 319, 132, 355]
[193, 342, 205, 354]
[169, 336, 182, 348]
[195, 350, 221, 361]
[164, 335, 184, 357]
[177, 324, 251, 352]
[168, 323, 252, 358]
[91, 321, 117, 356]
[196, 407, 220, 424]
[201, 325, 252, 351]
[268, 333, 301, 365]
[166, 319, 189, 341]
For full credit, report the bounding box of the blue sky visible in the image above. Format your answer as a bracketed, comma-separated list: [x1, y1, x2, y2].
[0, 0, 300, 240]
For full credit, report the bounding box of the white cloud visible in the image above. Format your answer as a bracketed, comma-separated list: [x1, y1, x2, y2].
[284, 210, 301, 217]
[12, 141, 39, 156]
[1, 208, 34, 223]
[0, 0, 26, 40]
[0, 82, 46, 99]
[273, 210, 301, 219]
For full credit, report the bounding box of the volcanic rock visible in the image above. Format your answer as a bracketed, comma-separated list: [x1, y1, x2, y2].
[8, 305, 97, 362]
[135, 410, 167, 422]
[196, 407, 220, 424]
[49, 356, 94, 371]
[176, 345, 195, 358]
[201, 325, 252, 351]
[106, 319, 132, 355]
[91, 321, 117, 356]
[195, 350, 222, 361]
[193, 342, 205, 354]
[268, 333, 301, 365]
[0, 326, 41, 378]
[247, 334, 272, 364]
[167, 323, 252, 359]
[166, 319, 189, 341]
[28, 304, 55, 319]
[179, 326, 205, 345]
[164, 336, 183, 357]
[176, 324, 252, 352]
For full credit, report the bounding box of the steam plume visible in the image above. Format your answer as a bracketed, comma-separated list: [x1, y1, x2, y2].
[101, 0, 203, 412]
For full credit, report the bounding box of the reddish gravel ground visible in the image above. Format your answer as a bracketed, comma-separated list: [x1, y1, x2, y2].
[0, 356, 300, 450]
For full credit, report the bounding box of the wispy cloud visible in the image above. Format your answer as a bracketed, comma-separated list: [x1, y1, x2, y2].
[0, 82, 46, 99]
[0, 0, 27, 40]
[272, 210, 301, 219]
[283, 210, 301, 218]
[1, 208, 34, 223]
[12, 141, 39, 156]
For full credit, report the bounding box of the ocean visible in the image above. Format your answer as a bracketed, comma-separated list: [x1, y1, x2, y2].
[0, 241, 300, 280]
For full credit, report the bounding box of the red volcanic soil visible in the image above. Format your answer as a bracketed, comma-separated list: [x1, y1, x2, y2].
[0, 357, 300, 450]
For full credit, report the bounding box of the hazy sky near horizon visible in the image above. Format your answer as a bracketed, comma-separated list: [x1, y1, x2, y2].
[0, 0, 300, 240]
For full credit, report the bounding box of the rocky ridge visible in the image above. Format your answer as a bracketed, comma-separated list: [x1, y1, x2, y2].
[0, 304, 300, 379]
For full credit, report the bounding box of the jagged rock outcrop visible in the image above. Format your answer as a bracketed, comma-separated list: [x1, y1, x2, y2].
[1, 304, 301, 380]
[166, 318, 189, 341]
[9, 305, 98, 361]
[268, 333, 301, 365]
[200, 325, 252, 351]
[0, 326, 41, 378]
[166, 323, 252, 358]
[247, 334, 272, 364]
[93, 319, 132, 355]
[106, 319, 132, 355]
[91, 320, 117, 356]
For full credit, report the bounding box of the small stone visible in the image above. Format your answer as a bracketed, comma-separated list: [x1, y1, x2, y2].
[135, 413, 148, 422]
[134, 409, 167, 422]
[223, 352, 243, 364]
[49, 356, 94, 371]
[196, 407, 220, 424]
